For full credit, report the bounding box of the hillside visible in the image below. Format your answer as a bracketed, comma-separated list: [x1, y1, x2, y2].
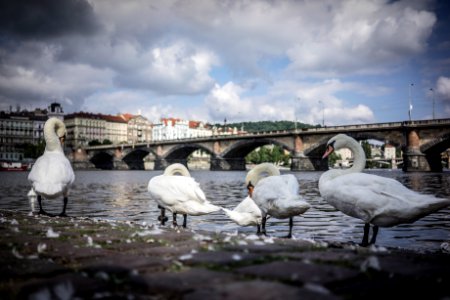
[213, 120, 321, 132]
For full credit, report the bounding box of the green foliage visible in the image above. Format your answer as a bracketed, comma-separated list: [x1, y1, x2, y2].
[88, 139, 102, 146]
[102, 139, 113, 145]
[361, 140, 375, 168]
[214, 120, 320, 132]
[21, 141, 45, 159]
[245, 145, 290, 166]
[327, 152, 342, 166]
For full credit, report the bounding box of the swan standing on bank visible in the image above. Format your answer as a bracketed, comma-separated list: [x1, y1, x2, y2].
[320, 134, 450, 246]
[148, 163, 221, 228]
[28, 117, 75, 216]
[246, 163, 310, 238]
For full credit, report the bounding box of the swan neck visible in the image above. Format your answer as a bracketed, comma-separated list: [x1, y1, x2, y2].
[44, 118, 65, 152]
[246, 163, 280, 186]
[347, 139, 366, 173]
[163, 163, 191, 177]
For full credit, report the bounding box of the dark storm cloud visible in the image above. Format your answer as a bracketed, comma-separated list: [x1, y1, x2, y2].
[0, 0, 99, 40]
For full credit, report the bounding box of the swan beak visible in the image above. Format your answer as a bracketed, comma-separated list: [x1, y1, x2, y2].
[247, 182, 254, 198]
[322, 145, 334, 159]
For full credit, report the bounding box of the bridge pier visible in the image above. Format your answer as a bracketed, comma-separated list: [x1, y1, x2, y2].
[402, 130, 441, 172]
[210, 157, 246, 171]
[71, 148, 95, 169]
[113, 159, 130, 170]
[291, 154, 328, 171]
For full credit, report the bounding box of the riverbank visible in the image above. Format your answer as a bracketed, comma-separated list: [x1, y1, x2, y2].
[0, 209, 449, 299]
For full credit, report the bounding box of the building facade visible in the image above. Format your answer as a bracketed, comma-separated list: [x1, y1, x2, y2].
[0, 103, 64, 161]
[152, 118, 213, 141]
[125, 115, 152, 144]
[64, 112, 128, 149]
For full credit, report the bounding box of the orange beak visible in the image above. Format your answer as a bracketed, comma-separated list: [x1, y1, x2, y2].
[322, 145, 334, 159]
[247, 184, 254, 198]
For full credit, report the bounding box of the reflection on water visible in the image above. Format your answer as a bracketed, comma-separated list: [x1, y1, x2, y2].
[1, 169, 449, 252]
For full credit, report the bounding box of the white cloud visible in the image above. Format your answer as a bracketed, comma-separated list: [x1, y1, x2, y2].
[204, 79, 375, 125]
[286, 0, 436, 76]
[436, 76, 450, 101]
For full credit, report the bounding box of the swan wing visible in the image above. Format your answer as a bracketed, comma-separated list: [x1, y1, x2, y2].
[253, 175, 309, 218]
[234, 196, 261, 214]
[148, 175, 207, 205]
[28, 151, 75, 198]
[321, 172, 450, 226]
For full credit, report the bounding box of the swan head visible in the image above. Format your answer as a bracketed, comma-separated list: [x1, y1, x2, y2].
[245, 163, 280, 188]
[322, 134, 352, 159]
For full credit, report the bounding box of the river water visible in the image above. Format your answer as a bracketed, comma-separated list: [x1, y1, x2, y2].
[1, 169, 449, 252]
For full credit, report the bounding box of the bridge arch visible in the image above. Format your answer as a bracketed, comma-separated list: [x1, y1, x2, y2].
[90, 151, 115, 170]
[221, 138, 293, 158]
[215, 138, 293, 170]
[420, 133, 450, 171]
[122, 148, 154, 170]
[155, 143, 216, 169]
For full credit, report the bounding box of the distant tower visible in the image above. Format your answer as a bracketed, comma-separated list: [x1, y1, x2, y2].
[47, 102, 64, 120]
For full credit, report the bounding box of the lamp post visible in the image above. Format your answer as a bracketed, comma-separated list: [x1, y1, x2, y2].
[408, 83, 414, 121]
[294, 97, 300, 131]
[430, 88, 435, 120]
[319, 100, 325, 127]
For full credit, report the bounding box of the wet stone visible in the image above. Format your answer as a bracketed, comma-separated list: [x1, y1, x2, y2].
[1, 210, 449, 299]
[177, 250, 260, 267]
[142, 268, 239, 297]
[78, 254, 171, 273]
[236, 260, 359, 285]
[184, 280, 341, 300]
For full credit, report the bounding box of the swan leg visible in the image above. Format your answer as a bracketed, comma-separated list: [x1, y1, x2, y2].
[369, 225, 379, 245]
[256, 224, 261, 235]
[360, 223, 370, 247]
[59, 197, 68, 217]
[283, 217, 293, 239]
[182, 214, 187, 228]
[157, 206, 168, 225]
[173, 213, 178, 227]
[260, 214, 267, 236]
[37, 195, 50, 216]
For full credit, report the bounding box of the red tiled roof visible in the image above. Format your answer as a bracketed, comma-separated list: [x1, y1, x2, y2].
[65, 112, 127, 123]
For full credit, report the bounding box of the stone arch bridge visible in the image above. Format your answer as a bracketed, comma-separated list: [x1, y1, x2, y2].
[71, 119, 450, 172]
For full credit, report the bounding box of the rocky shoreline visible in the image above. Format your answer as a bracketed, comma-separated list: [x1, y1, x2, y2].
[0, 209, 448, 299]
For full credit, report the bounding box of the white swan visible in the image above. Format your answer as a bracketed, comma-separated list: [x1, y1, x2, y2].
[222, 195, 264, 233]
[320, 134, 450, 246]
[148, 163, 221, 227]
[28, 117, 75, 216]
[246, 163, 310, 238]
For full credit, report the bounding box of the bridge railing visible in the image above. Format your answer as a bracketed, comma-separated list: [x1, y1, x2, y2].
[83, 118, 450, 150]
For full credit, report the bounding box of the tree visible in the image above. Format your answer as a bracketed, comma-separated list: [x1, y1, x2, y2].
[327, 152, 342, 167]
[245, 145, 291, 166]
[88, 139, 102, 146]
[361, 140, 374, 168]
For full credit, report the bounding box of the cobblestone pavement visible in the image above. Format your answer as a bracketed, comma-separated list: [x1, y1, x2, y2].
[0, 209, 449, 299]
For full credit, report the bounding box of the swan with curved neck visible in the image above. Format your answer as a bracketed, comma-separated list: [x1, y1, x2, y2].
[245, 163, 310, 238]
[148, 163, 220, 228]
[320, 134, 450, 246]
[28, 117, 75, 216]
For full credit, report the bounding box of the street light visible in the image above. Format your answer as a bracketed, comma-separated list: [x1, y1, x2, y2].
[319, 100, 325, 127]
[408, 83, 414, 121]
[295, 97, 300, 131]
[430, 88, 435, 119]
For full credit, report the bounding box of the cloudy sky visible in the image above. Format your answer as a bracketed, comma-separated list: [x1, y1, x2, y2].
[0, 0, 449, 125]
